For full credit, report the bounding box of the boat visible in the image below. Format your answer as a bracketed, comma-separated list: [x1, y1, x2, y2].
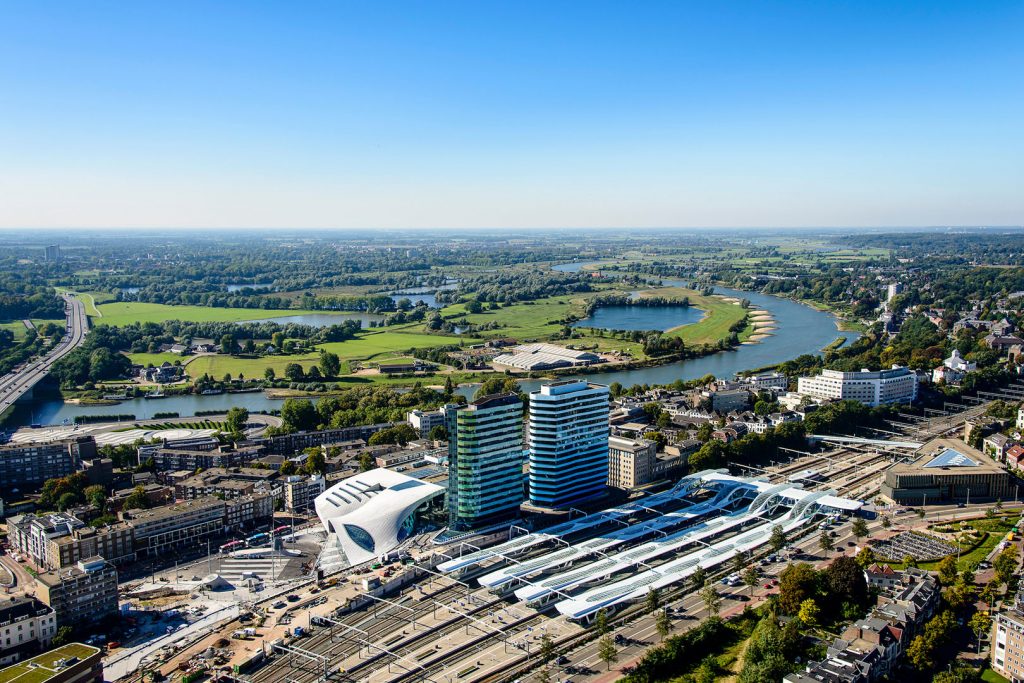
[145, 391, 166, 399]
[200, 389, 224, 395]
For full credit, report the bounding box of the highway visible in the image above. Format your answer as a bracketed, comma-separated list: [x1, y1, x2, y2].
[0, 294, 88, 416]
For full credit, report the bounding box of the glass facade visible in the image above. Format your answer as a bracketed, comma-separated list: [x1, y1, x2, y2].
[527, 381, 609, 508]
[447, 393, 525, 530]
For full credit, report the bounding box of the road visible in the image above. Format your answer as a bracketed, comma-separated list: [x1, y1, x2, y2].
[0, 294, 88, 415]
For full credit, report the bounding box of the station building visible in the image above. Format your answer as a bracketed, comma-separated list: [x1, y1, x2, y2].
[881, 438, 1015, 505]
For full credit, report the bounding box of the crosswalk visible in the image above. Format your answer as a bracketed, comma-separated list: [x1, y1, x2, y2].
[215, 557, 286, 581]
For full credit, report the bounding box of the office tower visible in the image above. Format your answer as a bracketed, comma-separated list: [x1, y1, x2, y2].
[528, 380, 609, 508]
[45, 245, 61, 262]
[446, 393, 524, 530]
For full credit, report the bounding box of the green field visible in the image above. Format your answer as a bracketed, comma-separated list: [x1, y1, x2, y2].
[184, 330, 475, 379]
[439, 295, 593, 339]
[639, 287, 749, 344]
[0, 321, 29, 341]
[89, 301, 364, 326]
[126, 352, 188, 367]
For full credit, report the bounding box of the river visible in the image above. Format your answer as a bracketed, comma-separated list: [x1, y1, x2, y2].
[10, 274, 856, 426]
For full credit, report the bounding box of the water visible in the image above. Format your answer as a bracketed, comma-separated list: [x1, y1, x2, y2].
[552, 261, 609, 273]
[10, 391, 295, 427]
[390, 282, 459, 309]
[15, 278, 857, 426]
[226, 283, 274, 292]
[571, 304, 704, 332]
[235, 312, 385, 327]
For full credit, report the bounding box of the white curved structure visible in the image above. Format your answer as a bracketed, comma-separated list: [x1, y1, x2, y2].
[314, 468, 444, 567]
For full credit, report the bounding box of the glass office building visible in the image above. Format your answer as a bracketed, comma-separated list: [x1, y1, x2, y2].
[447, 393, 525, 530]
[528, 380, 610, 509]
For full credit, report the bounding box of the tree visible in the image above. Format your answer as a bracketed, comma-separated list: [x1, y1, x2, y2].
[943, 580, 975, 610]
[903, 554, 918, 569]
[699, 584, 721, 618]
[428, 424, 448, 442]
[123, 485, 150, 511]
[819, 531, 834, 553]
[731, 551, 747, 575]
[743, 566, 760, 595]
[825, 556, 868, 609]
[225, 406, 249, 434]
[304, 449, 326, 476]
[882, 515, 892, 529]
[854, 546, 877, 569]
[770, 524, 788, 552]
[851, 517, 869, 540]
[271, 331, 286, 349]
[937, 555, 960, 586]
[594, 608, 608, 634]
[264, 367, 276, 381]
[969, 611, 992, 654]
[281, 398, 318, 431]
[474, 376, 519, 399]
[538, 633, 555, 665]
[778, 563, 819, 615]
[797, 598, 820, 628]
[655, 608, 672, 641]
[359, 452, 375, 471]
[597, 635, 617, 670]
[691, 566, 708, 591]
[284, 362, 305, 382]
[319, 350, 341, 378]
[994, 545, 1018, 584]
[51, 626, 73, 647]
[280, 460, 298, 476]
[443, 376, 455, 396]
[645, 587, 661, 613]
[220, 334, 236, 355]
[85, 484, 107, 510]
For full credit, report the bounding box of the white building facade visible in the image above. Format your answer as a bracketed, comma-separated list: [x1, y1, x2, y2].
[796, 366, 918, 407]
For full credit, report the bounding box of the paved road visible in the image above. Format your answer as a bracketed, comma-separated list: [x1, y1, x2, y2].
[0, 295, 88, 415]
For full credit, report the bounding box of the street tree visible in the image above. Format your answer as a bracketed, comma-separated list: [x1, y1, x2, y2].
[743, 566, 760, 596]
[851, 517, 869, 540]
[655, 608, 672, 641]
[770, 525, 788, 552]
[699, 584, 721, 619]
[691, 566, 707, 591]
[819, 531, 834, 553]
[645, 587, 660, 613]
[598, 636, 618, 670]
[595, 608, 609, 635]
[969, 611, 992, 654]
[539, 633, 555, 665]
[937, 556, 959, 585]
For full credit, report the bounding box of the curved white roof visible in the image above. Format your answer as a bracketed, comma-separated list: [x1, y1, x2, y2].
[314, 468, 444, 566]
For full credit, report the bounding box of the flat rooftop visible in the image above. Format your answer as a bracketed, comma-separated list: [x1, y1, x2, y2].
[0, 643, 100, 683]
[893, 437, 1004, 475]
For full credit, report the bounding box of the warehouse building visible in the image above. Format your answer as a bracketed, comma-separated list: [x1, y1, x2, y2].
[493, 343, 602, 371]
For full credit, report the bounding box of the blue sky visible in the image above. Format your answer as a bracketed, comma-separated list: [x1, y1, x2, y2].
[1, 1, 1021, 229]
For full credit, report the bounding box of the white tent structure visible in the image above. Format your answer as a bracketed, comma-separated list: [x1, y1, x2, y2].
[314, 468, 443, 567]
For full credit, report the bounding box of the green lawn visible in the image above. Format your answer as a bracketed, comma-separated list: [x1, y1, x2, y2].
[89, 301, 363, 326]
[638, 287, 749, 345]
[983, 667, 1011, 683]
[184, 330, 475, 379]
[439, 295, 592, 339]
[0, 321, 28, 341]
[126, 352, 188, 367]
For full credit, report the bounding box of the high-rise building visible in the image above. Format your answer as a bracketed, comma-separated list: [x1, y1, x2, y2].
[44, 245, 61, 262]
[527, 381, 609, 508]
[446, 393, 524, 530]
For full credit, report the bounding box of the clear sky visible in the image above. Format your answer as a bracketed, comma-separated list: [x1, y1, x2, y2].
[1, 1, 1021, 229]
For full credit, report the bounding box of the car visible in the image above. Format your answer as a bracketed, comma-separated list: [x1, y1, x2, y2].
[286, 594, 300, 602]
[829, 531, 838, 537]
[614, 634, 625, 645]
[771, 579, 778, 585]
[556, 656, 569, 665]
[273, 601, 286, 609]
[847, 541, 856, 547]
[736, 595, 750, 602]
[764, 583, 773, 589]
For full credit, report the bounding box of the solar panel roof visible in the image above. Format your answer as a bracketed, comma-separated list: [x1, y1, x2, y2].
[924, 448, 979, 468]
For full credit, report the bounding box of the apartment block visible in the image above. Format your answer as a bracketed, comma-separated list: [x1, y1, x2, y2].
[224, 492, 275, 529]
[282, 475, 326, 513]
[0, 643, 103, 683]
[34, 558, 118, 628]
[120, 497, 225, 556]
[0, 437, 95, 493]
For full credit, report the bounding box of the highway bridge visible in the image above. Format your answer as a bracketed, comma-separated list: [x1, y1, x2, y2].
[0, 294, 88, 416]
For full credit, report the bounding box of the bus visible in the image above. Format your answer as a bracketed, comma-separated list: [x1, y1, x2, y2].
[247, 532, 270, 547]
[272, 525, 290, 535]
[220, 540, 244, 553]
